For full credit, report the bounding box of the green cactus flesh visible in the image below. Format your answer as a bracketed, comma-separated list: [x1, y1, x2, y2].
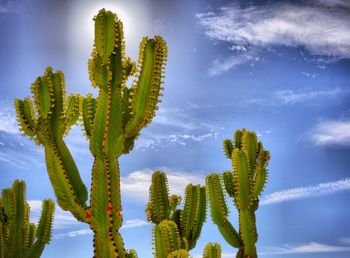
[206, 129, 270, 258]
[203, 242, 222, 258]
[146, 171, 206, 257]
[15, 8, 167, 258]
[0, 180, 54, 258]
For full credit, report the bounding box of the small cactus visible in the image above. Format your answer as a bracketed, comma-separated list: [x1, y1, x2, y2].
[0, 180, 54, 258]
[203, 242, 221, 258]
[206, 129, 270, 258]
[146, 171, 206, 257]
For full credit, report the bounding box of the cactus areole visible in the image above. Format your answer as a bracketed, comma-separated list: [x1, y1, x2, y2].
[15, 9, 167, 258]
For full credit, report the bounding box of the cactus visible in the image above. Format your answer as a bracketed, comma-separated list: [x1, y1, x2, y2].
[206, 129, 270, 258]
[0, 180, 54, 258]
[146, 171, 206, 257]
[203, 242, 221, 258]
[15, 8, 167, 257]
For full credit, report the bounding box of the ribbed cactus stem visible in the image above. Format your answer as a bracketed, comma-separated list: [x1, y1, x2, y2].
[146, 171, 206, 257]
[206, 129, 270, 258]
[203, 242, 221, 258]
[0, 180, 54, 258]
[15, 8, 167, 258]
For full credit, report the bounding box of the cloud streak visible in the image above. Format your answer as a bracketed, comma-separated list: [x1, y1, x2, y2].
[260, 178, 350, 205]
[196, 1, 350, 74]
[260, 242, 350, 255]
[311, 120, 350, 146]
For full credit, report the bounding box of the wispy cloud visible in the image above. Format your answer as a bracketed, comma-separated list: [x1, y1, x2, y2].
[260, 242, 350, 255]
[54, 219, 150, 239]
[208, 52, 260, 76]
[274, 88, 344, 105]
[247, 88, 347, 106]
[196, 1, 350, 74]
[0, 0, 19, 16]
[135, 107, 222, 150]
[0, 100, 19, 134]
[260, 178, 350, 205]
[121, 168, 205, 202]
[311, 120, 350, 146]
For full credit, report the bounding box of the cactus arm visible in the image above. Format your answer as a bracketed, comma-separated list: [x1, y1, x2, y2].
[154, 220, 181, 258]
[222, 171, 235, 198]
[125, 36, 167, 140]
[241, 132, 257, 175]
[223, 139, 233, 159]
[25, 199, 54, 258]
[13, 180, 25, 258]
[217, 219, 241, 248]
[206, 174, 228, 226]
[14, 98, 37, 137]
[82, 94, 96, 139]
[44, 144, 86, 221]
[180, 185, 206, 250]
[203, 242, 221, 258]
[252, 167, 267, 198]
[206, 174, 241, 248]
[232, 149, 251, 211]
[147, 171, 170, 224]
[65, 94, 81, 129]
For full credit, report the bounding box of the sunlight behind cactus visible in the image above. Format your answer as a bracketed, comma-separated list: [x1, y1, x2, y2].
[15, 8, 167, 257]
[206, 129, 270, 258]
[0, 180, 54, 258]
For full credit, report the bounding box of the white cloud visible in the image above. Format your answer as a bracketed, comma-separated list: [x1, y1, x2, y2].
[0, 148, 44, 169]
[0, 100, 19, 134]
[208, 53, 257, 76]
[260, 242, 350, 255]
[339, 238, 350, 245]
[196, 2, 350, 74]
[121, 169, 205, 202]
[311, 120, 350, 146]
[274, 88, 344, 105]
[260, 178, 350, 205]
[135, 107, 222, 150]
[54, 219, 150, 239]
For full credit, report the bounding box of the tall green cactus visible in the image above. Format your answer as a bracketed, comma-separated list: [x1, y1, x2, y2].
[15, 8, 167, 257]
[0, 180, 54, 258]
[145, 171, 206, 257]
[206, 129, 270, 258]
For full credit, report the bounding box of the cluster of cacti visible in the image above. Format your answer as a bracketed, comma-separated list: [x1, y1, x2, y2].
[206, 129, 270, 258]
[15, 8, 167, 258]
[13, 7, 270, 258]
[0, 180, 54, 258]
[145, 171, 207, 257]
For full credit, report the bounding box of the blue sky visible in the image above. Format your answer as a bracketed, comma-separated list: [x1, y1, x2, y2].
[1, 0, 350, 257]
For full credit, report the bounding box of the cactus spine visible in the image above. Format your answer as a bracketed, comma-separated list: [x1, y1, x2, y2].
[0, 180, 54, 258]
[206, 129, 270, 258]
[146, 171, 206, 257]
[15, 8, 167, 257]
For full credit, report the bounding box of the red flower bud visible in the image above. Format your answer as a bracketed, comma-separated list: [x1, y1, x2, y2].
[85, 210, 92, 219]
